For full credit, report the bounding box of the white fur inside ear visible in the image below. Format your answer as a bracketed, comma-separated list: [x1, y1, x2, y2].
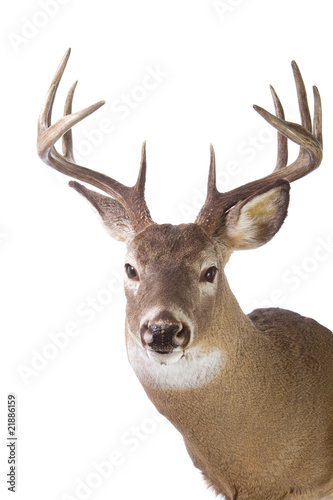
[99, 205, 135, 242]
[224, 184, 289, 250]
[70, 181, 135, 242]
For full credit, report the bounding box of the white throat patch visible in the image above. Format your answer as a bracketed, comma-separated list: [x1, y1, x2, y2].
[127, 335, 225, 390]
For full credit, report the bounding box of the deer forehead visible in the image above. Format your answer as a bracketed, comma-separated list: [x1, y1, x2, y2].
[126, 223, 220, 268]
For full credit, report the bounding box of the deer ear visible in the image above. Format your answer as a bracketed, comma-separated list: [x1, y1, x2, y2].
[69, 181, 135, 242]
[215, 180, 290, 250]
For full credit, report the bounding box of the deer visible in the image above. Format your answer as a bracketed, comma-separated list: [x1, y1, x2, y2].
[37, 49, 333, 500]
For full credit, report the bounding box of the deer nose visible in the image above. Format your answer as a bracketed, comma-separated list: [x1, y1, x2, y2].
[141, 320, 190, 352]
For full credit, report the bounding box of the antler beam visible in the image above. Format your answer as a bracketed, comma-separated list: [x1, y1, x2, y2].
[195, 61, 323, 232]
[37, 48, 153, 233]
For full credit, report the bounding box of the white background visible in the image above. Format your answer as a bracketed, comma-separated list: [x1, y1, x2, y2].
[1, 1, 333, 499]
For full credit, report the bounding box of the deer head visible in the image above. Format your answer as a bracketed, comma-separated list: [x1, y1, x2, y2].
[37, 49, 322, 370]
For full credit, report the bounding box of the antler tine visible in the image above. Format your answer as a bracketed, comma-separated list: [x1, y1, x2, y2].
[270, 85, 288, 171]
[292, 60, 312, 132]
[196, 62, 323, 232]
[37, 49, 153, 233]
[37, 48, 106, 165]
[203, 144, 218, 203]
[198, 144, 219, 224]
[313, 85, 323, 146]
[136, 141, 147, 195]
[62, 80, 77, 162]
[253, 61, 322, 180]
[38, 48, 71, 131]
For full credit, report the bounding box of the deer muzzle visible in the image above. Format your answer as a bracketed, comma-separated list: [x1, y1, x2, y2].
[140, 315, 191, 363]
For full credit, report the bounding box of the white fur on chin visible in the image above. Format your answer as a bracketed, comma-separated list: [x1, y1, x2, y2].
[127, 338, 224, 390]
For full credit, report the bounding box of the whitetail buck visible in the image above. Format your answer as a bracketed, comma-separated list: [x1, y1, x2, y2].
[38, 49, 333, 500]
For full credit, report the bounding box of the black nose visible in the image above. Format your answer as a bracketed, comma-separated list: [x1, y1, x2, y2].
[148, 323, 181, 351]
[141, 321, 190, 352]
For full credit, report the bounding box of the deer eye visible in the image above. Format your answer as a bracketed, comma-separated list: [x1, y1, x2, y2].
[201, 266, 218, 283]
[125, 264, 139, 281]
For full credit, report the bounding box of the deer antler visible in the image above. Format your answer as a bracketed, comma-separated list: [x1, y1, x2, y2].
[37, 48, 153, 233]
[195, 61, 323, 233]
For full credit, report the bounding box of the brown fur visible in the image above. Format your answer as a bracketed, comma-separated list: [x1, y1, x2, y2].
[122, 224, 333, 500]
[138, 309, 333, 499]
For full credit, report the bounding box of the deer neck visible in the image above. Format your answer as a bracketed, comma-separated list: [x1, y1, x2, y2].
[125, 274, 269, 495]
